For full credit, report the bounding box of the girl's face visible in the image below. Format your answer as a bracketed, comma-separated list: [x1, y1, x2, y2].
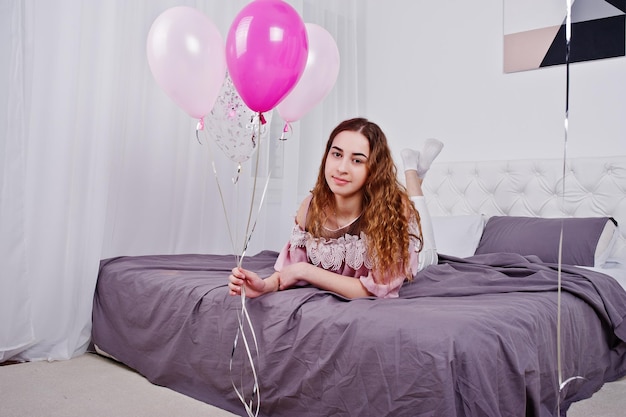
[324, 130, 370, 200]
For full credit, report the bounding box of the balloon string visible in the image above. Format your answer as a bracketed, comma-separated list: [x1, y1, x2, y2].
[233, 163, 242, 185]
[200, 112, 274, 417]
[239, 169, 272, 262]
[195, 118, 205, 145]
[230, 286, 261, 417]
[557, 1, 572, 391]
[237, 112, 263, 268]
[198, 127, 237, 257]
[279, 122, 292, 141]
[230, 112, 272, 417]
[557, 2, 584, 411]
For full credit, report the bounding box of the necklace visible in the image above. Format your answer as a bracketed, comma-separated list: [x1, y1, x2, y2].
[322, 211, 363, 232]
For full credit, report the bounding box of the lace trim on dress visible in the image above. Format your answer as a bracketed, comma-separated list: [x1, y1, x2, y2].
[288, 225, 373, 272]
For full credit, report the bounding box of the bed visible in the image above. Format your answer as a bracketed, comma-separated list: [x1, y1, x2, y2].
[92, 155, 626, 417]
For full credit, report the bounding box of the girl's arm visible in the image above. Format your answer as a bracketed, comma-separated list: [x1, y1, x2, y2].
[228, 263, 373, 299]
[279, 261, 373, 299]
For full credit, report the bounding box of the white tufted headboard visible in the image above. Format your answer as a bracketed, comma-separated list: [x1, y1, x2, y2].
[422, 156, 626, 260]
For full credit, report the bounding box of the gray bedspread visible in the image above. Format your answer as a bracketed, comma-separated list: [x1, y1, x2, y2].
[92, 251, 626, 417]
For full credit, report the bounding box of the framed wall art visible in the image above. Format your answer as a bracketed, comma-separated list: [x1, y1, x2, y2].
[503, 0, 625, 73]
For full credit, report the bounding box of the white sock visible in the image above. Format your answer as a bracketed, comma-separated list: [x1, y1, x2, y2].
[401, 149, 420, 172]
[416, 138, 444, 178]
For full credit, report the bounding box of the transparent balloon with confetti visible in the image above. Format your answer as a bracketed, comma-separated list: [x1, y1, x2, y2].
[205, 74, 273, 164]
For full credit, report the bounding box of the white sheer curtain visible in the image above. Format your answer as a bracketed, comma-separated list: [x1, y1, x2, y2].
[297, 0, 363, 200]
[0, 0, 360, 362]
[1, 0, 32, 361]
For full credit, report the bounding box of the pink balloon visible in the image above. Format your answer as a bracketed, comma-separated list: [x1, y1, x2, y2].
[277, 23, 340, 123]
[147, 6, 226, 119]
[225, 0, 308, 113]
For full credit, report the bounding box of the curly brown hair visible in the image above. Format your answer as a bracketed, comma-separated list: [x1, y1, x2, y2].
[307, 118, 423, 283]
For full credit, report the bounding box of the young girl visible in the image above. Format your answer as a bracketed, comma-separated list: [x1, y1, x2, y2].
[228, 118, 442, 299]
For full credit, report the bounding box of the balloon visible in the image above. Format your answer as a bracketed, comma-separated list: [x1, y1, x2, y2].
[277, 23, 340, 123]
[225, 0, 308, 113]
[205, 75, 273, 163]
[147, 6, 226, 119]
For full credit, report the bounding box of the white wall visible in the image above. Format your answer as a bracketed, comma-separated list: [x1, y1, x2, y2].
[298, 0, 625, 179]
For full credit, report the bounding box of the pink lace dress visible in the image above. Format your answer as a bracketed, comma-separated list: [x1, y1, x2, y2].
[274, 195, 436, 298]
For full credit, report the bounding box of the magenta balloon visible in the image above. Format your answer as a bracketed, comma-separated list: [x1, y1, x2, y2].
[225, 0, 308, 113]
[147, 6, 226, 119]
[277, 23, 340, 123]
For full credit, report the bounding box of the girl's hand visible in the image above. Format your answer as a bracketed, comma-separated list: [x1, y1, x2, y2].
[277, 262, 309, 290]
[228, 267, 276, 298]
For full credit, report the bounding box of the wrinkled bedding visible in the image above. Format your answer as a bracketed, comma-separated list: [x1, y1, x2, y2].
[92, 251, 626, 417]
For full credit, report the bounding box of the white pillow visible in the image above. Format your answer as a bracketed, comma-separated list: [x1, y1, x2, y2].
[604, 223, 626, 266]
[595, 220, 619, 267]
[432, 215, 486, 258]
